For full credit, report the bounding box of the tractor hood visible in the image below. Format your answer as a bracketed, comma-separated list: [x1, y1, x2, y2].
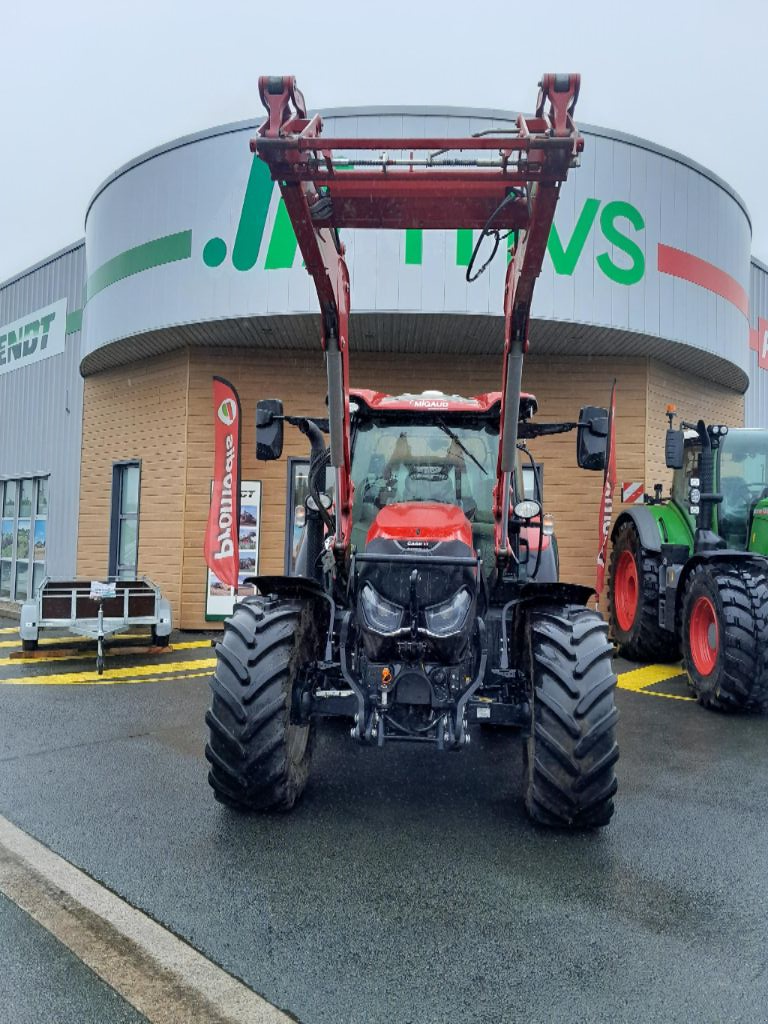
[366, 502, 473, 548]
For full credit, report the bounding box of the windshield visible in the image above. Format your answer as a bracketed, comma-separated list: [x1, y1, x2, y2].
[718, 429, 768, 547]
[351, 419, 499, 523]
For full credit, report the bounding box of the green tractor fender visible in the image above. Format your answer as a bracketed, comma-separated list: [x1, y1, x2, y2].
[610, 503, 693, 554]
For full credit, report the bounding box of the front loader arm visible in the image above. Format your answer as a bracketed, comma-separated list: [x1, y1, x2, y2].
[494, 74, 581, 558]
[253, 73, 582, 566]
[254, 77, 354, 552]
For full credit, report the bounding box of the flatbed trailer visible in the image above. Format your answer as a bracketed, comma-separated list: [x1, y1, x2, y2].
[20, 577, 173, 673]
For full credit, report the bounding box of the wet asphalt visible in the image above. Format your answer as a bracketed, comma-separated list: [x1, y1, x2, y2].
[0, 893, 148, 1024]
[0, 623, 767, 1024]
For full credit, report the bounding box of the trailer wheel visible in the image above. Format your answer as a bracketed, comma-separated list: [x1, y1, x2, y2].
[21, 639, 38, 652]
[205, 595, 318, 811]
[524, 606, 619, 829]
[607, 521, 679, 662]
[151, 627, 170, 648]
[682, 562, 768, 711]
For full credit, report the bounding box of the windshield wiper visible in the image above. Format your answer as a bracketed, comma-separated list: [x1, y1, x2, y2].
[435, 418, 488, 476]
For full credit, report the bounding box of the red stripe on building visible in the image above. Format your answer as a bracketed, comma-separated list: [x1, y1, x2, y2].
[657, 244, 750, 318]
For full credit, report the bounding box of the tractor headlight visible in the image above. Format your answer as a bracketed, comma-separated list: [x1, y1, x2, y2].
[424, 588, 472, 637]
[514, 499, 541, 520]
[689, 487, 701, 505]
[360, 583, 404, 634]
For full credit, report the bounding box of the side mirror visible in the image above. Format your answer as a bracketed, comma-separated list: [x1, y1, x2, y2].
[577, 405, 608, 471]
[665, 429, 685, 469]
[256, 399, 284, 461]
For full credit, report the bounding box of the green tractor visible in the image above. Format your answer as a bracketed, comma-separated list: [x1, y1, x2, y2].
[607, 411, 768, 711]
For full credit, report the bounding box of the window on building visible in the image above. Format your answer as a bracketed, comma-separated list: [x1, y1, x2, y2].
[109, 462, 141, 579]
[284, 459, 333, 574]
[0, 477, 49, 601]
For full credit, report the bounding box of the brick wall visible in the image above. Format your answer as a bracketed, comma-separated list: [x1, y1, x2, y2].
[77, 348, 747, 629]
[77, 350, 190, 616]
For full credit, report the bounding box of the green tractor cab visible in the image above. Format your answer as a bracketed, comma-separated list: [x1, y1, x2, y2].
[607, 415, 768, 711]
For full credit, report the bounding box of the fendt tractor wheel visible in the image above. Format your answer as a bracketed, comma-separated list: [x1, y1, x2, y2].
[525, 606, 619, 829]
[607, 521, 679, 662]
[682, 563, 768, 712]
[205, 595, 317, 811]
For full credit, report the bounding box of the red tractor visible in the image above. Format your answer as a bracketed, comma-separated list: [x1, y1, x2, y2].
[206, 75, 619, 828]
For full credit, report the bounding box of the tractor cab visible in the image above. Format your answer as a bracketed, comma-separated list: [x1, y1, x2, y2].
[668, 425, 768, 552]
[347, 389, 547, 577]
[716, 429, 768, 548]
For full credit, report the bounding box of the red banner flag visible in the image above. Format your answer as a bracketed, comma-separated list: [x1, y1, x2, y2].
[596, 381, 617, 597]
[204, 376, 241, 591]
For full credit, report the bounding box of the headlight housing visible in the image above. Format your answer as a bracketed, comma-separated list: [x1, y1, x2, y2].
[514, 499, 541, 520]
[360, 583, 404, 634]
[424, 588, 472, 637]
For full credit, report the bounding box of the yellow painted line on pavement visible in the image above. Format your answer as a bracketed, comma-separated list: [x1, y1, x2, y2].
[640, 690, 695, 701]
[0, 634, 155, 649]
[616, 663, 683, 692]
[0, 627, 20, 634]
[616, 663, 695, 701]
[0, 639, 213, 668]
[0, 658, 216, 687]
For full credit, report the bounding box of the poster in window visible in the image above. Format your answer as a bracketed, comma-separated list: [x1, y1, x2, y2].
[205, 480, 261, 620]
[1, 520, 12, 558]
[34, 520, 46, 561]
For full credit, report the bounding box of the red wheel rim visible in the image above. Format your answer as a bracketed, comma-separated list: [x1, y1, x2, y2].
[614, 550, 639, 632]
[689, 596, 719, 676]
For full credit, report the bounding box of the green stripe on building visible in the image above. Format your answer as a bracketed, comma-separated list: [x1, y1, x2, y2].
[65, 309, 83, 334]
[86, 230, 193, 302]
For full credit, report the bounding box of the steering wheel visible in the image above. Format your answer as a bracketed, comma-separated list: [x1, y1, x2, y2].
[721, 477, 752, 511]
[459, 497, 478, 521]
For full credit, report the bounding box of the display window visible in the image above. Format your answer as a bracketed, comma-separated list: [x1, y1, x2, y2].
[0, 477, 49, 601]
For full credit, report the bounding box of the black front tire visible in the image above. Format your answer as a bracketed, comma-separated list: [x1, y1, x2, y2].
[21, 639, 38, 652]
[205, 595, 318, 811]
[607, 521, 679, 662]
[525, 606, 619, 828]
[682, 562, 768, 712]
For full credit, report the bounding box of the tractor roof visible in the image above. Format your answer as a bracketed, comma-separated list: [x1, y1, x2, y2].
[349, 389, 538, 419]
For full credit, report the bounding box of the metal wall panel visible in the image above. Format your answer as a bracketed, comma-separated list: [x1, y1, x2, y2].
[746, 257, 768, 427]
[81, 110, 753, 391]
[0, 243, 85, 576]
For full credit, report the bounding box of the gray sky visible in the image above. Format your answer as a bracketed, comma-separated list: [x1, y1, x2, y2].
[2, 0, 767, 284]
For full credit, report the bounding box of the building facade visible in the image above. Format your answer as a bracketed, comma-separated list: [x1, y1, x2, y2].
[2, 107, 767, 625]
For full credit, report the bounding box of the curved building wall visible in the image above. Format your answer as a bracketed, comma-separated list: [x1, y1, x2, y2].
[81, 110, 752, 390]
[747, 257, 768, 426]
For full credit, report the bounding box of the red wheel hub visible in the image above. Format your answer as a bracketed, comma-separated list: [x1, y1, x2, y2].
[614, 550, 639, 632]
[689, 595, 719, 676]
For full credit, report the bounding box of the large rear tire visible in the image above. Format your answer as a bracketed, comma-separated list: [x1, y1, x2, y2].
[682, 562, 768, 712]
[607, 521, 679, 662]
[205, 595, 318, 811]
[525, 606, 619, 829]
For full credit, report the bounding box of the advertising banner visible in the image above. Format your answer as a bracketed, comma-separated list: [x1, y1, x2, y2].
[204, 376, 241, 591]
[206, 480, 261, 619]
[0, 298, 68, 377]
[596, 381, 617, 598]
